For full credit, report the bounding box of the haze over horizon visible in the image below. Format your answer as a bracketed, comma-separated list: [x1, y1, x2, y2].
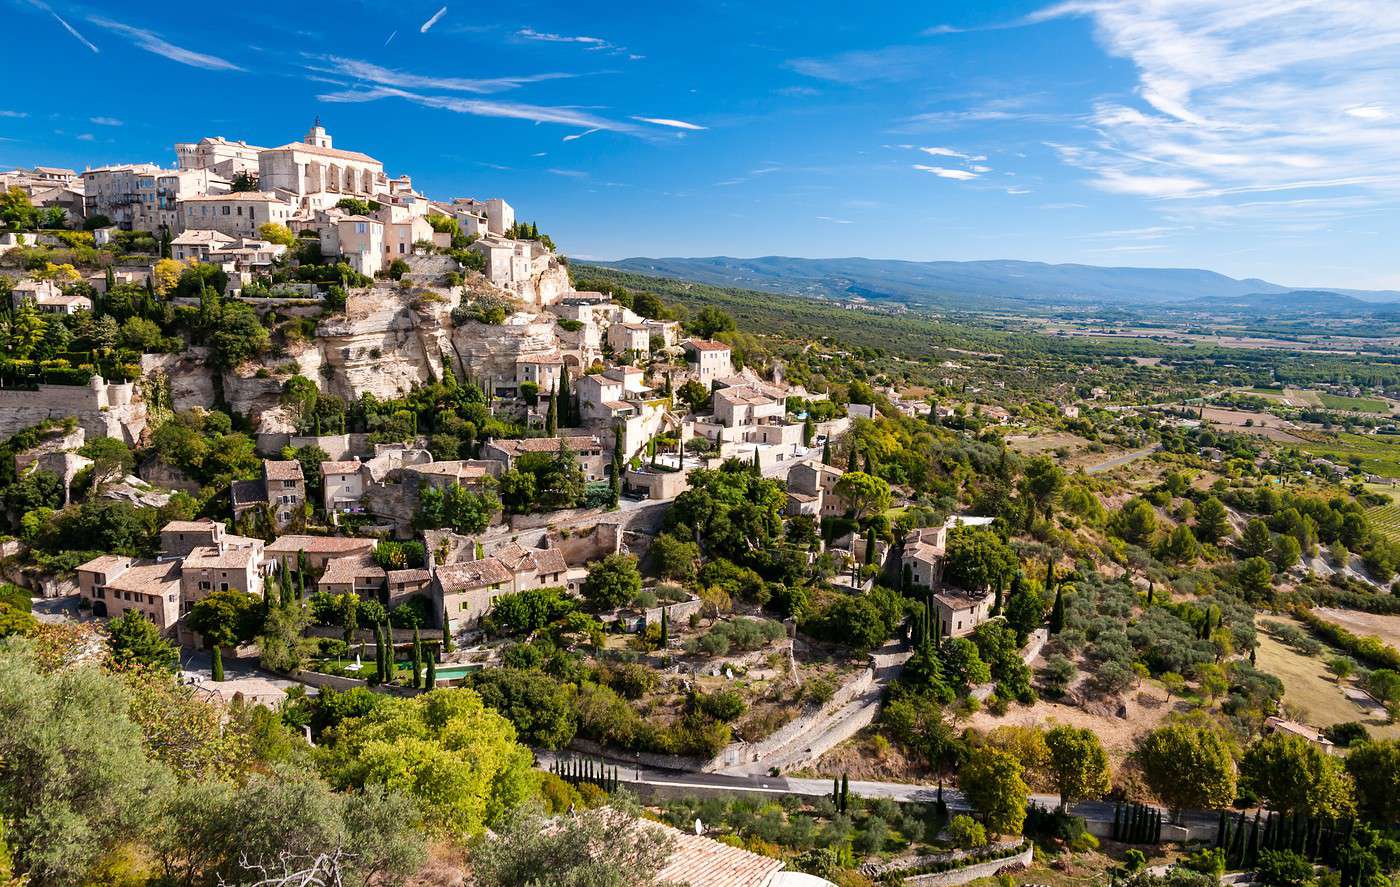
[5, 0, 1400, 289]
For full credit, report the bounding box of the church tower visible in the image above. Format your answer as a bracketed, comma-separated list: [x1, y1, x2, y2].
[304, 117, 332, 149]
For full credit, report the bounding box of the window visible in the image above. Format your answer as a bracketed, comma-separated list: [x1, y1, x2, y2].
[220, 582, 229, 592]
[221, 206, 230, 215]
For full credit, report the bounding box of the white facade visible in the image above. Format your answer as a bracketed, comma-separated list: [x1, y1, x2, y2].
[179, 192, 295, 237]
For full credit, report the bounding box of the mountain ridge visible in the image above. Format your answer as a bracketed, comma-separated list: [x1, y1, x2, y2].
[591, 255, 1400, 308]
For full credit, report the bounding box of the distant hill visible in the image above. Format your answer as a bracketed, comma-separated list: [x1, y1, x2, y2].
[592, 256, 1400, 310]
[1182, 289, 1400, 316]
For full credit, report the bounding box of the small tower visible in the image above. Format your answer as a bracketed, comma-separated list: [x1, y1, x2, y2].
[304, 117, 332, 149]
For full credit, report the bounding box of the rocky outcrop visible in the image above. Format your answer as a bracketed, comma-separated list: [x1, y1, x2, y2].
[0, 377, 147, 444]
[451, 313, 559, 384]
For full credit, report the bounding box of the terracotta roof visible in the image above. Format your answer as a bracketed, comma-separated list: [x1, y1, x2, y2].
[321, 460, 361, 475]
[171, 229, 237, 246]
[267, 141, 381, 164]
[488, 434, 601, 455]
[264, 460, 305, 482]
[231, 478, 269, 506]
[684, 338, 731, 352]
[933, 588, 991, 610]
[266, 535, 375, 555]
[184, 545, 260, 570]
[516, 352, 564, 365]
[387, 568, 431, 584]
[410, 460, 489, 479]
[105, 559, 181, 593]
[650, 822, 785, 887]
[162, 519, 221, 533]
[77, 554, 129, 574]
[434, 558, 514, 593]
[320, 552, 385, 584]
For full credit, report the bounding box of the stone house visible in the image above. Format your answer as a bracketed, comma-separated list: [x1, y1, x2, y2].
[683, 339, 733, 385]
[75, 556, 182, 632]
[317, 552, 387, 599]
[480, 433, 607, 483]
[264, 535, 376, 574]
[231, 459, 306, 529]
[179, 192, 295, 238]
[785, 462, 846, 518]
[433, 543, 568, 631]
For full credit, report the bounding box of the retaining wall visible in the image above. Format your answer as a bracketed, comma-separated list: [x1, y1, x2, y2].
[901, 844, 1033, 886]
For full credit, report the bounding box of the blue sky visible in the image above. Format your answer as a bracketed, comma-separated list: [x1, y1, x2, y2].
[4, 0, 1400, 289]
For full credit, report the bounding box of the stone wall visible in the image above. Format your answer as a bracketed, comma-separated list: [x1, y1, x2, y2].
[0, 379, 147, 443]
[711, 663, 876, 770]
[900, 844, 1033, 887]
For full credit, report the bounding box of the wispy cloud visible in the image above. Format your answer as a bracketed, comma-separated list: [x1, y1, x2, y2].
[517, 26, 634, 57]
[309, 56, 574, 95]
[631, 116, 705, 131]
[89, 16, 242, 70]
[786, 45, 936, 84]
[1033, 0, 1400, 222]
[914, 164, 980, 180]
[0, 110, 28, 119]
[919, 146, 985, 160]
[27, 1, 98, 53]
[816, 215, 853, 224]
[547, 168, 588, 179]
[76, 133, 94, 141]
[383, 30, 396, 46]
[315, 85, 642, 134]
[562, 128, 600, 141]
[419, 6, 447, 33]
[89, 116, 122, 126]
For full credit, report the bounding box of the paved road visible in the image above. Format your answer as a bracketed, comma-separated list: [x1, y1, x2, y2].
[534, 750, 1220, 831]
[1086, 444, 1162, 474]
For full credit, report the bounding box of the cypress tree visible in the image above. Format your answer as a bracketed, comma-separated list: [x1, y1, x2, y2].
[751, 448, 761, 475]
[211, 645, 224, 682]
[1216, 810, 1228, 849]
[821, 439, 831, 465]
[659, 608, 669, 646]
[839, 773, 849, 813]
[546, 386, 558, 435]
[862, 450, 874, 476]
[554, 363, 571, 422]
[442, 607, 454, 654]
[864, 528, 878, 566]
[803, 415, 815, 447]
[425, 649, 437, 688]
[1112, 802, 1122, 841]
[609, 422, 625, 508]
[847, 447, 858, 473]
[411, 626, 423, 689]
[1049, 585, 1065, 634]
[832, 776, 840, 803]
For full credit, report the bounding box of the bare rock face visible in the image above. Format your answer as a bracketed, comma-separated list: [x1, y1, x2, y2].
[316, 286, 439, 400]
[143, 350, 216, 415]
[451, 313, 559, 384]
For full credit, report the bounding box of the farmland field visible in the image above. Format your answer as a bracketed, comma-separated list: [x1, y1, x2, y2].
[1367, 503, 1400, 543]
[1252, 615, 1400, 738]
[1314, 607, 1400, 653]
[1296, 431, 1400, 478]
[1318, 393, 1391, 413]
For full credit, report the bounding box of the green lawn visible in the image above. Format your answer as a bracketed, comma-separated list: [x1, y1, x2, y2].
[1318, 393, 1390, 413]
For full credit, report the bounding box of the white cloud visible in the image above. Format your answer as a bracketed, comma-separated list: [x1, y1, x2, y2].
[419, 7, 447, 33]
[913, 164, 979, 180]
[786, 45, 935, 84]
[971, 164, 992, 173]
[816, 215, 854, 224]
[547, 168, 588, 179]
[517, 27, 607, 47]
[1006, 187, 1031, 195]
[1345, 104, 1389, 120]
[516, 27, 633, 56]
[89, 16, 241, 70]
[562, 128, 600, 141]
[0, 110, 28, 118]
[631, 116, 705, 131]
[315, 85, 641, 134]
[1034, 0, 1400, 221]
[89, 116, 122, 126]
[311, 57, 573, 94]
[76, 133, 94, 141]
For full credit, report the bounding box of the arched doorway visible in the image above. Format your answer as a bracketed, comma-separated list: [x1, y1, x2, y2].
[92, 600, 107, 617]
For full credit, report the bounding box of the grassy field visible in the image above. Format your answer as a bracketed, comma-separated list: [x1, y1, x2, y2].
[1296, 431, 1400, 478]
[1318, 393, 1391, 413]
[1253, 616, 1400, 738]
[1314, 607, 1400, 652]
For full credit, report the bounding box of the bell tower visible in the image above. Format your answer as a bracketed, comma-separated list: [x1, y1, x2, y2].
[304, 116, 332, 149]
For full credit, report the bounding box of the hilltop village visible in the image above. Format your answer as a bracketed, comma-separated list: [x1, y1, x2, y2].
[5, 123, 1400, 887]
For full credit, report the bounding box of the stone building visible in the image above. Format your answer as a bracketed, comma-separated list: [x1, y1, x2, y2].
[257, 122, 387, 212]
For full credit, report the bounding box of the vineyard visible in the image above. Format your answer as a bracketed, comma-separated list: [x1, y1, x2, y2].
[1366, 504, 1400, 543]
